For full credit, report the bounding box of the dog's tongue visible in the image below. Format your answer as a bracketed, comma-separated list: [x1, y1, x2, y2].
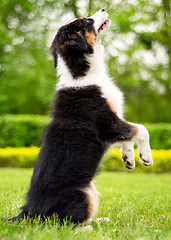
[98, 20, 109, 33]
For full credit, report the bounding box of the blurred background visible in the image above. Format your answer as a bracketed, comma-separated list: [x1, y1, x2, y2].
[0, 0, 170, 122]
[0, 0, 171, 171]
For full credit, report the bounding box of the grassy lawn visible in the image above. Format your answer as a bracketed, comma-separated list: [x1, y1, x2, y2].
[0, 169, 171, 240]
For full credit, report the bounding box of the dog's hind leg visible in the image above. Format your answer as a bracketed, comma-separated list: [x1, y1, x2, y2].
[81, 182, 98, 225]
[55, 186, 97, 226]
[61, 182, 98, 226]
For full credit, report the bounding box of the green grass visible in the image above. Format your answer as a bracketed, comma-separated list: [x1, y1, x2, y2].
[0, 169, 171, 240]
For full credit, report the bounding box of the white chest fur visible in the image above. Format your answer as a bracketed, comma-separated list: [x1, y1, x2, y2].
[56, 43, 124, 118]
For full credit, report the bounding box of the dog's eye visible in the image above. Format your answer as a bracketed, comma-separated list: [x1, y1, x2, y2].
[82, 18, 89, 26]
[73, 30, 83, 36]
[87, 18, 94, 24]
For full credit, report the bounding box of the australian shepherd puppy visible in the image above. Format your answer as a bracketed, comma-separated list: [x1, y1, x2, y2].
[7, 9, 153, 225]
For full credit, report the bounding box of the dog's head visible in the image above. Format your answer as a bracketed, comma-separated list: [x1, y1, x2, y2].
[51, 9, 111, 77]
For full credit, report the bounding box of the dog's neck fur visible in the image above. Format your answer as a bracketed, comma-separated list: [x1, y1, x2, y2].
[57, 41, 104, 86]
[56, 41, 124, 118]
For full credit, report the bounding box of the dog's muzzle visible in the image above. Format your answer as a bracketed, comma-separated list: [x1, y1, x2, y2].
[90, 9, 111, 35]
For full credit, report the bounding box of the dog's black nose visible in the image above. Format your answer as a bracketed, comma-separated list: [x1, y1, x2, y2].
[101, 9, 106, 12]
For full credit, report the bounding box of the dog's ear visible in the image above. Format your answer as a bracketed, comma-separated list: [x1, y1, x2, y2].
[66, 31, 87, 51]
[51, 40, 58, 68]
[52, 50, 58, 68]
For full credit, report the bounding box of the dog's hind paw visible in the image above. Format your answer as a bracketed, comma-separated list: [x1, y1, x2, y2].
[75, 225, 93, 233]
[96, 217, 110, 222]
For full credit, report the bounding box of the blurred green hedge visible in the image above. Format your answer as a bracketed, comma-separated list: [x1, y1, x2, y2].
[0, 147, 170, 173]
[0, 114, 171, 149]
[145, 123, 171, 150]
[0, 115, 50, 148]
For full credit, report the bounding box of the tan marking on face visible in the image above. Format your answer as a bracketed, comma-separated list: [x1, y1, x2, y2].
[85, 30, 96, 51]
[80, 17, 84, 20]
[60, 42, 67, 51]
[81, 181, 98, 225]
[106, 99, 117, 114]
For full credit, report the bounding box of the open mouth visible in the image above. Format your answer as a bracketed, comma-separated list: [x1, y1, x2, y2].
[98, 19, 110, 33]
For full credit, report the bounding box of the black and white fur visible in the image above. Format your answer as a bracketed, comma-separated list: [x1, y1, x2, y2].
[5, 9, 153, 225]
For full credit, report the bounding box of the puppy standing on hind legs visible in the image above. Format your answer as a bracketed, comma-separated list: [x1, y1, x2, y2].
[2, 9, 153, 226]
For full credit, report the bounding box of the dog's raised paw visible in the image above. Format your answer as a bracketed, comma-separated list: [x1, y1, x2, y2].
[139, 152, 153, 167]
[122, 154, 135, 171]
[120, 141, 135, 171]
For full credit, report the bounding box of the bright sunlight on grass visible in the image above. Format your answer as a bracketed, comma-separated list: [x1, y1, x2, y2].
[0, 169, 171, 240]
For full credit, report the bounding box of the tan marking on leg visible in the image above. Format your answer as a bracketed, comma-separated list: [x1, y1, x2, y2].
[81, 181, 98, 225]
[85, 31, 96, 51]
[106, 99, 117, 114]
[132, 125, 138, 136]
[128, 122, 139, 136]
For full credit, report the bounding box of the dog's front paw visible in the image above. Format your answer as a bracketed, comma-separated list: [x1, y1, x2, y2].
[138, 146, 153, 167]
[134, 124, 153, 167]
[120, 142, 135, 171]
[122, 153, 135, 170]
